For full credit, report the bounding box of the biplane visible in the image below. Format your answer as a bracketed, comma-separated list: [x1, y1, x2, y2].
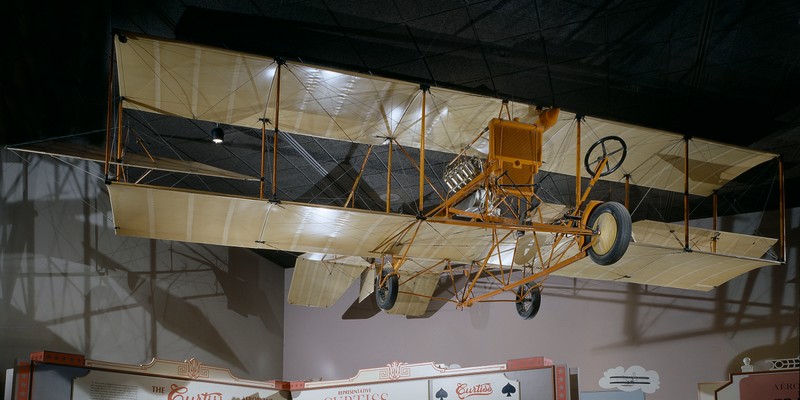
[10, 32, 787, 320]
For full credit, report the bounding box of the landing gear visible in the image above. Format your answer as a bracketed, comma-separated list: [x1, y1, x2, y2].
[586, 201, 632, 265]
[375, 269, 399, 310]
[515, 283, 542, 320]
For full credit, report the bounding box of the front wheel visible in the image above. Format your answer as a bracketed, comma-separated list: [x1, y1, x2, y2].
[586, 201, 631, 265]
[515, 283, 542, 320]
[375, 271, 399, 310]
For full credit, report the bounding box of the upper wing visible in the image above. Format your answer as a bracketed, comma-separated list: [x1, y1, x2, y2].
[115, 33, 545, 157]
[115, 33, 776, 198]
[539, 116, 776, 196]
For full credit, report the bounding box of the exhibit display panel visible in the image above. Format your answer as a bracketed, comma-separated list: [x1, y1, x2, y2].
[6, 352, 576, 400]
[713, 371, 799, 400]
[11, 351, 288, 400]
[290, 356, 572, 400]
[708, 356, 799, 400]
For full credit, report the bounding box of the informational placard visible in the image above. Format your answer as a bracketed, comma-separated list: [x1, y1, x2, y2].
[739, 371, 799, 400]
[292, 380, 428, 399]
[72, 370, 280, 400]
[429, 373, 520, 400]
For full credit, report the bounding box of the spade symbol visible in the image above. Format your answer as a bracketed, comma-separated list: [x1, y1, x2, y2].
[501, 383, 516, 397]
[435, 388, 448, 399]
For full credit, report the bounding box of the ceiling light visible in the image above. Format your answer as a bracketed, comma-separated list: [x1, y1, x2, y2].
[211, 127, 224, 144]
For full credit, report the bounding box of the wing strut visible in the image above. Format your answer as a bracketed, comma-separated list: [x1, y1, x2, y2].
[683, 135, 690, 251]
[419, 86, 427, 212]
[272, 60, 284, 199]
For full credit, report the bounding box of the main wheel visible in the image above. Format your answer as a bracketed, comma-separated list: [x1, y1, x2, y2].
[586, 201, 632, 265]
[375, 270, 399, 310]
[515, 283, 542, 320]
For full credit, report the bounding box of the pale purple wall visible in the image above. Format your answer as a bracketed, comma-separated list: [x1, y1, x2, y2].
[283, 209, 798, 400]
[0, 149, 284, 381]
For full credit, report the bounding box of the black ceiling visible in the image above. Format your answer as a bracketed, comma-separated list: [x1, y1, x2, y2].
[3, 0, 799, 217]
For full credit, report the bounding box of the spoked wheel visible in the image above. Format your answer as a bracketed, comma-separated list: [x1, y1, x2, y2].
[375, 269, 399, 310]
[515, 283, 542, 320]
[584, 136, 627, 177]
[586, 201, 632, 265]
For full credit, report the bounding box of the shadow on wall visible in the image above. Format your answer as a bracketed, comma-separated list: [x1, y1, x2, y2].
[0, 151, 282, 375]
[545, 207, 799, 374]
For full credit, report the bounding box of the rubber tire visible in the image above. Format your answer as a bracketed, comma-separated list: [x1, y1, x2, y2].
[515, 283, 542, 320]
[586, 201, 632, 265]
[375, 272, 399, 310]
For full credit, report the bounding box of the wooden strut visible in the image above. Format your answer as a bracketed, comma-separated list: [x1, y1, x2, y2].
[116, 99, 124, 181]
[272, 61, 282, 198]
[428, 216, 592, 236]
[344, 145, 374, 208]
[684, 136, 690, 251]
[712, 190, 717, 253]
[463, 251, 587, 307]
[624, 175, 630, 210]
[459, 228, 508, 305]
[259, 118, 267, 199]
[575, 157, 609, 211]
[383, 220, 424, 285]
[419, 87, 427, 212]
[386, 140, 393, 213]
[398, 259, 447, 286]
[392, 140, 444, 204]
[576, 116, 582, 207]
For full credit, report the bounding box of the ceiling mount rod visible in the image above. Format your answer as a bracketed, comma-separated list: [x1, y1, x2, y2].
[104, 34, 116, 182]
[779, 156, 786, 263]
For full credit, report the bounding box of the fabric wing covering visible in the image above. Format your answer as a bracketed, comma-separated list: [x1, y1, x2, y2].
[554, 220, 780, 291]
[107, 182, 532, 265]
[7, 142, 258, 181]
[115, 33, 541, 157]
[115, 34, 776, 197]
[288, 254, 369, 308]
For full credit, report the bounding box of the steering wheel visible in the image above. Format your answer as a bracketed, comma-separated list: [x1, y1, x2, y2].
[584, 136, 627, 177]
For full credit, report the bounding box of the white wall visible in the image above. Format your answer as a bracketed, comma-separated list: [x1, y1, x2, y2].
[3, 146, 796, 400]
[283, 207, 798, 400]
[0, 149, 284, 381]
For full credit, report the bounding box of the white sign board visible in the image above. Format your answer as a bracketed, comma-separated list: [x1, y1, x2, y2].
[430, 373, 520, 400]
[72, 370, 280, 400]
[292, 380, 428, 399]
